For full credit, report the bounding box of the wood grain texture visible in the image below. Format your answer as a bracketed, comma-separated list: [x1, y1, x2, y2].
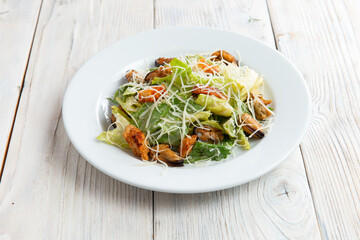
[155, 151, 321, 240]
[155, 0, 275, 46]
[267, 0, 360, 238]
[0, 0, 42, 173]
[154, 0, 322, 239]
[0, 0, 154, 239]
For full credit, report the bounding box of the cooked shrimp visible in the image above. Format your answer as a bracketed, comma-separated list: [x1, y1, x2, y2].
[211, 50, 238, 65]
[123, 125, 149, 160]
[192, 85, 227, 100]
[197, 58, 220, 74]
[180, 135, 197, 158]
[137, 85, 166, 103]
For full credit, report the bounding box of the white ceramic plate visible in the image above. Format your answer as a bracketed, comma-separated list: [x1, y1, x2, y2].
[62, 27, 311, 193]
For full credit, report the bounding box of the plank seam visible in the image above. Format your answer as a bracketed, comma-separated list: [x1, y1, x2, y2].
[299, 144, 325, 240]
[265, 1, 325, 238]
[153, 0, 156, 29]
[264, 0, 279, 49]
[152, 1, 156, 239]
[0, 0, 44, 182]
[152, 191, 155, 240]
[330, 0, 360, 82]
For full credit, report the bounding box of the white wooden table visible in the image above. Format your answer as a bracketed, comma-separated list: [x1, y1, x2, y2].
[1, 0, 359, 239]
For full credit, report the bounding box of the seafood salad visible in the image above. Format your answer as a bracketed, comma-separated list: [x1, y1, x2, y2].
[97, 50, 274, 167]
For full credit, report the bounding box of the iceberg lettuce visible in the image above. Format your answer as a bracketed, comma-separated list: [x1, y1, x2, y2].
[223, 65, 263, 101]
[109, 83, 143, 114]
[236, 129, 250, 150]
[200, 120, 224, 132]
[152, 58, 192, 88]
[195, 94, 234, 117]
[116, 96, 141, 114]
[96, 106, 130, 149]
[222, 118, 236, 138]
[188, 65, 263, 102]
[110, 83, 142, 103]
[186, 111, 212, 122]
[111, 105, 131, 122]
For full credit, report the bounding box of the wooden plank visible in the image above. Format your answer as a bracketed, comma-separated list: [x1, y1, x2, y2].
[155, 150, 321, 239]
[0, 0, 154, 239]
[0, 0, 42, 174]
[267, 0, 360, 238]
[154, 0, 275, 46]
[154, 0, 322, 239]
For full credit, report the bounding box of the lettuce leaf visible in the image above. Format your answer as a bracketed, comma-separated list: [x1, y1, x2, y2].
[200, 120, 224, 132]
[223, 65, 263, 101]
[189, 73, 223, 85]
[152, 74, 173, 85]
[111, 105, 131, 122]
[188, 139, 234, 162]
[224, 66, 263, 92]
[131, 102, 171, 133]
[236, 129, 250, 150]
[110, 83, 143, 103]
[152, 58, 192, 88]
[155, 111, 184, 146]
[186, 111, 212, 122]
[132, 102, 184, 146]
[155, 97, 205, 145]
[96, 106, 130, 149]
[109, 83, 143, 114]
[123, 86, 139, 97]
[188, 65, 263, 102]
[222, 118, 236, 138]
[116, 96, 141, 114]
[195, 94, 234, 117]
[170, 58, 192, 78]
